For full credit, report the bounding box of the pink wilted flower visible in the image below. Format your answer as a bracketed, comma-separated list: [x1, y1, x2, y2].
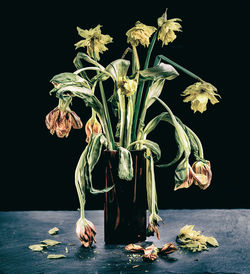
[191, 161, 212, 190]
[174, 161, 212, 191]
[85, 116, 102, 143]
[75, 218, 97, 247]
[45, 103, 83, 138]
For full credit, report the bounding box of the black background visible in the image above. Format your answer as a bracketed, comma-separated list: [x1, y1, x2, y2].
[2, 3, 248, 210]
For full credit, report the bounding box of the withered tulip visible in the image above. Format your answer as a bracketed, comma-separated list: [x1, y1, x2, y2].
[75, 218, 96, 247]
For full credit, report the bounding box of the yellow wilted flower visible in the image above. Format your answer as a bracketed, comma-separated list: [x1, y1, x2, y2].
[75, 25, 113, 60]
[118, 76, 138, 97]
[126, 21, 157, 47]
[182, 81, 220, 113]
[157, 9, 182, 46]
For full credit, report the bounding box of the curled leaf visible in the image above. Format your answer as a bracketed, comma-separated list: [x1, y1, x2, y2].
[125, 244, 144, 252]
[159, 243, 178, 255]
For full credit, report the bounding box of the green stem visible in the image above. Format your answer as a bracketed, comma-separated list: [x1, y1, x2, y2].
[126, 96, 133, 147]
[98, 80, 116, 150]
[131, 32, 158, 143]
[118, 91, 126, 147]
[186, 126, 204, 158]
[155, 55, 203, 81]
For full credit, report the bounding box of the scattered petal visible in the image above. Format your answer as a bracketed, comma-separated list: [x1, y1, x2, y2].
[48, 227, 59, 235]
[159, 242, 178, 255]
[125, 244, 144, 252]
[47, 254, 66, 259]
[206, 236, 219, 247]
[28, 244, 46, 252]
[41, 239, 61, 246]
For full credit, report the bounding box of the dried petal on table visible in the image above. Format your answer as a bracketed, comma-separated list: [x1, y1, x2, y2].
[143, 244, 159, 261]
[159, 242, 178, 255]
[28, 244, 47, 252]
[47, 254, 66, 259]
[41, 239, 61, 246]
[48, 227, 59, 235]
[125, 244, 145, 252]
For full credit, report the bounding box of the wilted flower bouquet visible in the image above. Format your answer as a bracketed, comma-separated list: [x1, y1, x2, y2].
[46, 9, 220, 247]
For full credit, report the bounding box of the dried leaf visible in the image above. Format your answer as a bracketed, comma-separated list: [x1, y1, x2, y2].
[47, 254, 66, 259]
[41, 239, 61, 246]
[28, 244, 46, 252]
[48, 227, 59, 235]
[143, 244, 158, 261]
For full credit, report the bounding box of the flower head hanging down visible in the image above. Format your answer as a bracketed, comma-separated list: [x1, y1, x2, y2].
[85, 115, 102, 143]
[191, 161, 212, 190]
[75, 25, 113, 60]
[45, 99, 83, 138]
[174, 161, 212, 191]
[157, 9, 182, 46]
[75, 218, 97, 247]
[182, 81, 220, 113]
[126, 21, 157, 47]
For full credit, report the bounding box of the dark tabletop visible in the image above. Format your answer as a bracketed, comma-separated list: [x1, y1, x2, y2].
[0, 209, 249, 273]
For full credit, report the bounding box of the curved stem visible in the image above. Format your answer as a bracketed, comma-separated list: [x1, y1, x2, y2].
[118, 91, 126, 147]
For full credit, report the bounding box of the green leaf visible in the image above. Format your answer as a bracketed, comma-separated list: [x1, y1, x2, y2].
[142, 79, 165, 114]
[73, 52, 105, 71]
[118, 147, 134, 181]
[55, 85, 104, 117]
[140, 62, 179, 81]
[128, 139, 161, 161]
[105, 59, 130, 82]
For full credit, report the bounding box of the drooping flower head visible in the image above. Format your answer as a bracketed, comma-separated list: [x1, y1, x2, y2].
[45, 98, 83, 138]
[191, 161, 212, 190]
[75, 218, 96, 247]
[182, 81, 220, 113]
[75, 25, 113, 60]
[126, 21, 157, 47]
[174, 161, 212, 191]
[157, 9, 182, 46]
[85, 115, 102, 143]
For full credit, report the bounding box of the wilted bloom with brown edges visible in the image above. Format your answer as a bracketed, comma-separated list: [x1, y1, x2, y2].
[75, 218, 96, 247]
[75, 25, 113, 60]
[157, 9, 182, 46]
[192, 161, 212, 190]
[45, 107, 83, 138]
[85, 116, 102, 143]
[126, 21, 157, 47]
[174, 162, 212, 191]
[159, 242, 178, 255]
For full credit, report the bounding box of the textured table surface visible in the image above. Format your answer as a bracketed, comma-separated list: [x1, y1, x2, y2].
[0, 209, 249, 274]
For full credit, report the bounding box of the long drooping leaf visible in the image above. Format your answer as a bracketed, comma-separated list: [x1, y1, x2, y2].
[144, 79, 165, 110]
[140, 62, 179, 81]
[127, 139, 161, 161]
[106, 59, 130, 82]
[55, 85, 104, 117]
[117, 147, 134, 181]
[49, 72, 89, 94]
[73, 52, 105, 71]
[87, 134, 114, 194]
[153, 97, 192, 189]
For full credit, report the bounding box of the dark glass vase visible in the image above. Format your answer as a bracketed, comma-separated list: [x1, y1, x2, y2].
[103, 150, 147, 244]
